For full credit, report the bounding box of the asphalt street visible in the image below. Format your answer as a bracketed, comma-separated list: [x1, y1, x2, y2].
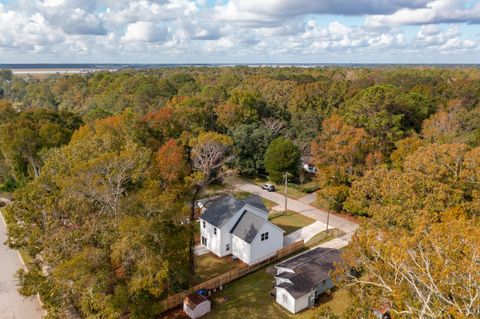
[0, 201, 44, 319]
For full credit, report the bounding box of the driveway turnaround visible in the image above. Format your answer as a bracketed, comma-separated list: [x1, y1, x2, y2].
[235, 181, 359, 242]
[0, 207, 44, 319]
[283, 221, 333, 246]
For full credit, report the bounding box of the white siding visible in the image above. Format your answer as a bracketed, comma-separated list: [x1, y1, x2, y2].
[294, 292, 311, 313]
[199, 219, 223, 256]
[231, 235, 251, 263]
[275, 287, 311, 314]
[248, 222, 284, 264]
[198, 203, 282, 262]
[275, 287, 295, 313]
[217, 209, 244, 256]
[183, 301, 211, 319]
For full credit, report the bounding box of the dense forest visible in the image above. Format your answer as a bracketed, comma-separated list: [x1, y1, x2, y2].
[0, 67, 479, 318]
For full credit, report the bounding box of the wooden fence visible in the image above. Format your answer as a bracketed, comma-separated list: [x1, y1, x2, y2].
[159, 240, 304, 313]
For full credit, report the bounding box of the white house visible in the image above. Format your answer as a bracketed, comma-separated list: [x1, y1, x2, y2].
[198, 195, 284, 265]
[274, 248, 341, 314]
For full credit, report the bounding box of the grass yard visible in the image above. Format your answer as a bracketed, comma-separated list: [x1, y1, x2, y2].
[311, 287, 351, 317]
[194, 253, 243, 285]
[203, 268, 290, 319]
[203, 266, 351, 319]
[269, 211, 315, 235]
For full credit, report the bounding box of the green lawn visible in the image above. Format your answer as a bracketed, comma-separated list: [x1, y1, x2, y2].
[194, 253, 242, 285]
[269, 211, 315, 235]
[203, 266, 351, 319]
[203, 268, 290, 319]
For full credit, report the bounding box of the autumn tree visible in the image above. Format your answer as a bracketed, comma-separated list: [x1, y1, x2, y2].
[6, 112, 191, 319]
[310, 115, 375, 210]
[341, 209, 480, 319]
[187, 131, 233, 273]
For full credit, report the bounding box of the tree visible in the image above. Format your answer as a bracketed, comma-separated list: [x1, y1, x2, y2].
[390, 135, 425, 169]
[231, 123, 274, 175]
[311, 115, 374, 186]
[264, 137, 300, 183]
[0, 109, 82, 183]
[341, 85, 404, 153]
[187, 131, 233, 273]
[5, 112, 191, 319]
[0, 69, 13, 82]
[341, 208, 480, 319]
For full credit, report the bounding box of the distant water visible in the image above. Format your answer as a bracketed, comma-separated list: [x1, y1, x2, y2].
[1, 63, 479, 70]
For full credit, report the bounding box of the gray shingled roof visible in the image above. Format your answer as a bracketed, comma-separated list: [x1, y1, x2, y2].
[199, 195, 267, 228]
[200, 195, 245, 228]
[277, 274, 314, 298]
[230, 211, 265, 243]
[242, 195, 268, 212]
[276, 248, 342, 299]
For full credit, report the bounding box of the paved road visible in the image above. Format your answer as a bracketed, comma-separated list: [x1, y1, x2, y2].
[0, 200, 44, 319]
[235, 181, 358, 242]
[298, 192, 317, 204]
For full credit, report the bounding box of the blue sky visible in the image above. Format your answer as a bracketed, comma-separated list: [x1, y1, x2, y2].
[0, 0, 479, 63]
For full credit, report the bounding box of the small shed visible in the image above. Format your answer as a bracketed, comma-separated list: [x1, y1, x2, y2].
[183, 293, 211, 319]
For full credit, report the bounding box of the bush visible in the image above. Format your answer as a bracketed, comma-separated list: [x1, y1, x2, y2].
[0, 176, 18, 192]
[300, 183, 320, 193]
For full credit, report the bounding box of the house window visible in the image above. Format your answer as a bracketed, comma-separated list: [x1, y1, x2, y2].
[226, 243, 230, 251]
[282, 293, 288, 305]
[214, 227, 217, 235]
[261, 232, 269, 241]
[201, 236, 207, 246]
[202, 221, 206, 228]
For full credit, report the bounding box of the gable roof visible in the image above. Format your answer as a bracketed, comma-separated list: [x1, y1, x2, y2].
[184, 293, 209, 310]
[199, 195, 267, 228]
[230, 211, 266, 244]
[277, 273, 314, 299]
[276, 248, 342, 299]
[200, 195, 246, 228]
[242, 195, 268, 212]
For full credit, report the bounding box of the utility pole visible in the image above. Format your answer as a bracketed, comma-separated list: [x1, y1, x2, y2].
[325, 209, 330, 239]
[283, 172, 288, 213]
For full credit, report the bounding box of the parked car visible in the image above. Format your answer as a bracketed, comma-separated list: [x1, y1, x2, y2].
[303, 163, 317, 174]
[262, 183, 276, 192]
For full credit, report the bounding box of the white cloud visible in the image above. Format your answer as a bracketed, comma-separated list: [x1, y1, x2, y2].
[0, 4, 64, 51]
[414, 25, 478, 50]
[366, 0, 480, 27]
[122, 21, 168, 42]
[0, 0, 478, 62]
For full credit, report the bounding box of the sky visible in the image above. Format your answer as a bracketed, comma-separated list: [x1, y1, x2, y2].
[0, 0, 479, 64]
